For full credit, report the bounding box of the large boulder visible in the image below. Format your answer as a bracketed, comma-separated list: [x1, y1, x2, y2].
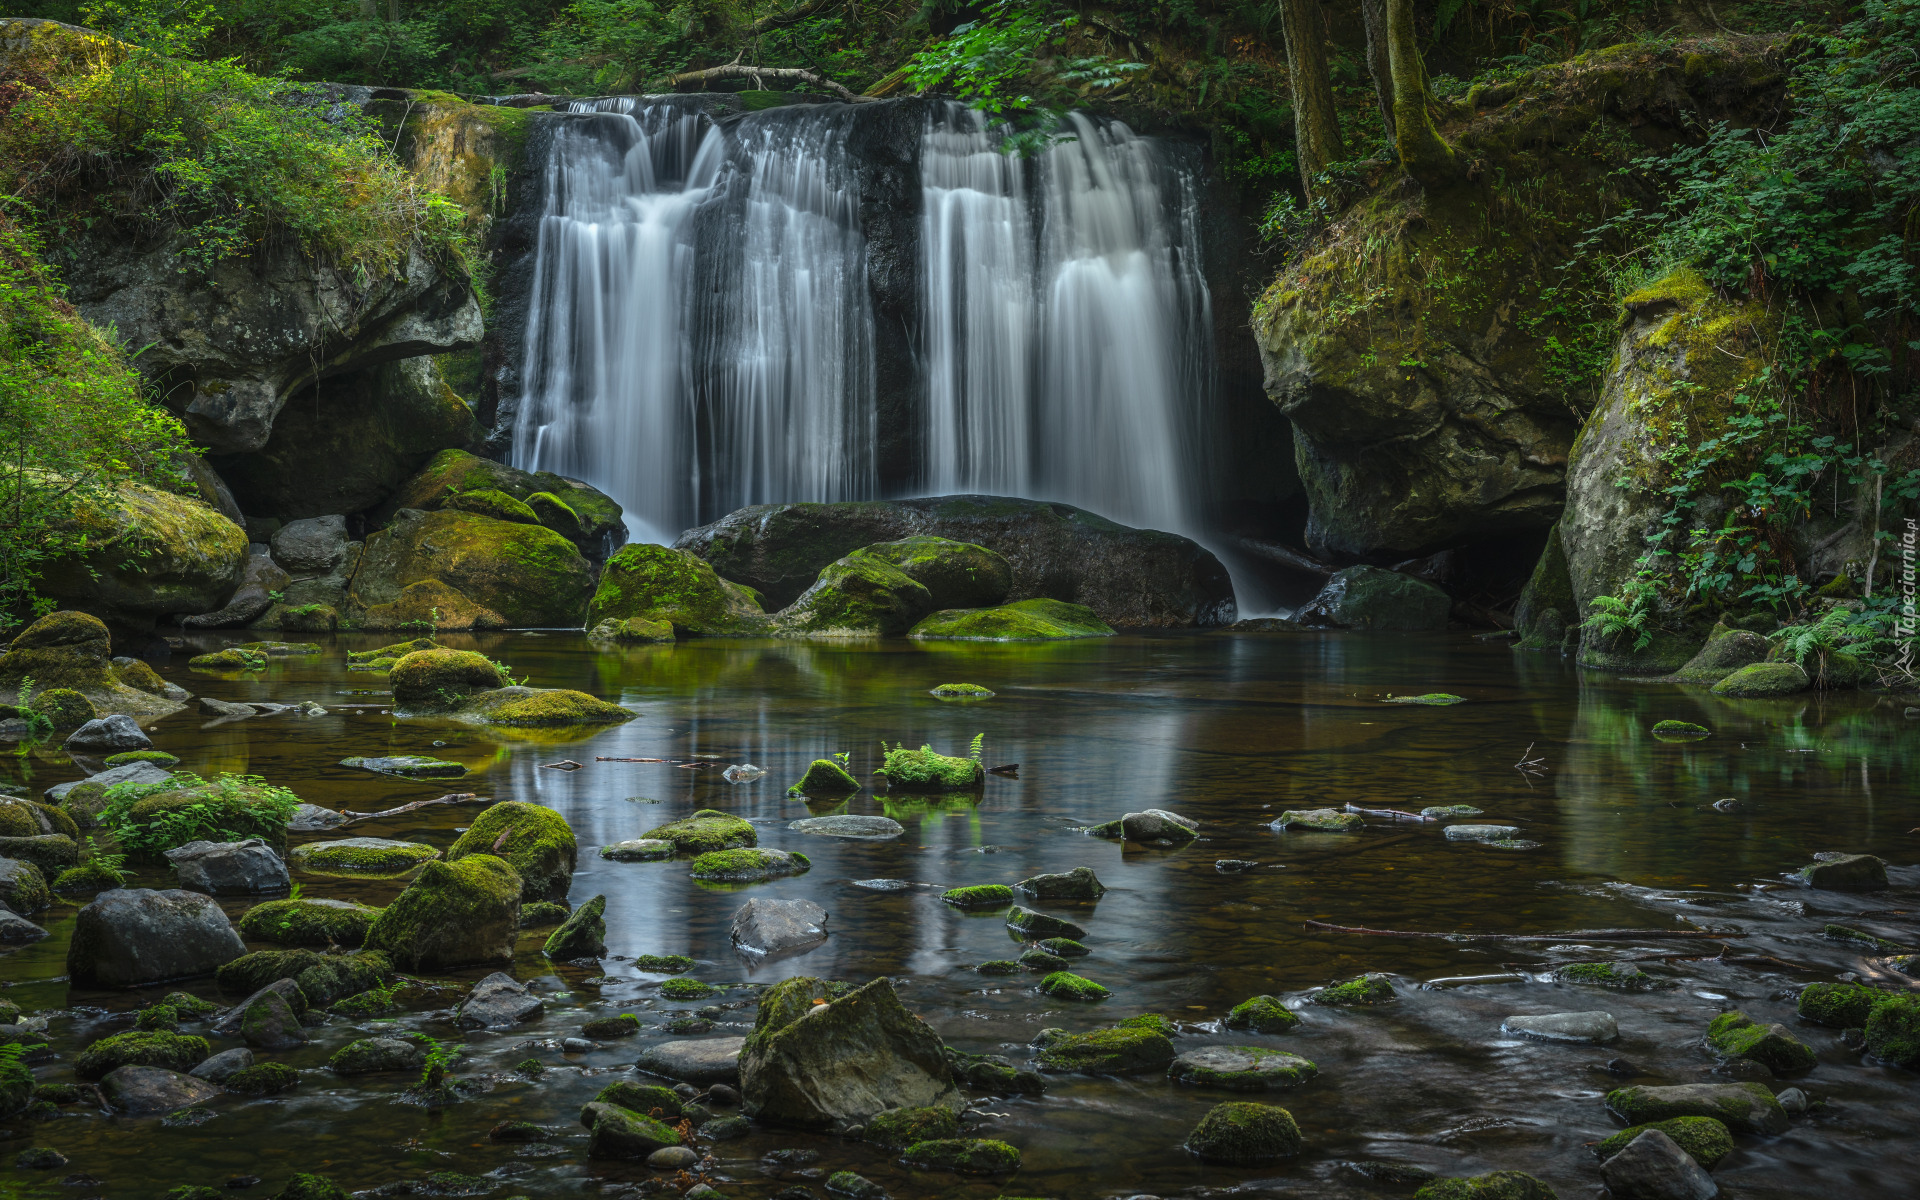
[909, 598, 1115, 641]
[348, 507, 597, 628]
[859, 536, 1012, 609]
[63, 714, 151, 753]
[269, 516, 353, 575]
[98, 1064, 222, 1114]
[216, 358, 479, 520]
[68, 888, 247, 987]
[1600, 1129, 1719, 1200]
[363, 855, 521, 970]
[730, 897, 829, 956]
[584, 544, 770, 637]
[444, 800, 577, 903]
[740, 976, 961, 1128]
[33, 482, 249, 630]
[388, 648, 505, 710]
[0, 611, 182, 719]
[371, 449, 625, 560]
[1606, 1082, 1788, 1136]
[1294, 565, 1451, 631]
[772, 550, 933, 637]
[674, 495, 1235, 628]
[1663, 623, 1770, 684]
[0, 857, 49, 914]
[178, 545, 289, 630]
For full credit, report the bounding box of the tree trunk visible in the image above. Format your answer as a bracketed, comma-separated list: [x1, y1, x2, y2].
[1360, 0, 1395, 142]
[1278, 0, 1344, 203]
[1385, 0, 1457, 186]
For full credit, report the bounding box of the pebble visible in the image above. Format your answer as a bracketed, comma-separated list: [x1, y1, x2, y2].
[647, 1146, 699, 1170]
[1777, 1087, 1809, 1115]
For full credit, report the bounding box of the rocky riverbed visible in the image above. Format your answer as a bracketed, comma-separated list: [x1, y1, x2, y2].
[0, 628, 1914, 1200]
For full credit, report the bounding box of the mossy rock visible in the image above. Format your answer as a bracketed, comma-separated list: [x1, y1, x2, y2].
[161, 991, 219, 1019]
[387, 648, 504, 710]
[1185, 1101, 1302, 1164]
[1018, 949, 1067, 971]
[773, 549, 934, 637]
[111, 657, 172, 695]
[1225, 994, 1301, 1034]
[1169, 1046, 1318, 1091]
[446, 800, 578, 903]
[372, 450, 625, 555]
[363, 854, 522, 971]
[526, 492, 582, 540]
[582, 1013, 641, 1039]
[1592, 1116, 1732, 1167]
[1651, 720, 1709, 738]
[0, 834, 78, 872]
[1557, 961, 1661, 990]
[1039, 971, 1109, 1001]
[74, 1031, 210, 1080]
[976, 959, 1020, 975]
[878, 745, 983, 792]
[133, 1004, 179, 1031]
[1707, 1010, 1816, 1074]
[0, 610, 179, 720]
[860, 536, 1013, 610]
[909, 598, 1115, 641]
[347, 638, 440, 666]
[865, 1104, 959, 1148]
[1864, 994, 1920, 1067]
[585, 543, 769, 637]
[1711, 661, 1809, 698]
[1312, 974, 1394, 1006]
[110, 777, 293, 860]
[544, 893, 607, 959]
[601, 839, 674, 861]
[788, 758, 860, 796]
[1034, 1026, 1171, 1073]
[1797, 982, 1884, 1028]
[941, 884, 1013, 909]
[238, 898, 380, 947]
[1272, 807, 1363, 832]
[51, 863, 124, 893]
[1035, 937, 1088, 958]
[290, 838, 441, 874]
[659, 977, 718, 1001]
[588, 617, 675, 643]
[102, 750, 180, 769]
[898, 1138, 1020, 1174]
[455, 685, 635, 727]
[187, 647, 267, 670]
[518, 900, 570, 927]
[0, 798, 77, 841]
[689, 847, 809, 882]
[357, 578, 509, 633]
[273, 1174, 352, 1200]
[592, 1080, 684, 1119]
[226, 1062, 300, 1095]
[642, 809, 756, 855]
[35, 688, 97, 725]
[351, 507, 597, 628]
[338, 755, 466, 779]
[448, 488, 539, 524]
[216, 948, 324, 994]
[1413, 1172, 1558, 1200]
[1383, 693, 1467, 705]
[929, 682, 994, 698]
[633, 954, 695, 973]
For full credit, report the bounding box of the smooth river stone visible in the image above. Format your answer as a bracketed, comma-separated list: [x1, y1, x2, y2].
[1500, 1011, 1619, 1044]
[637, 1036, 746, 1085]
[1443, 824, 1521, 842]
[101, 1065, 222, 1114]
[787, 815, 904, 839]
[602, 839, 674, 861]
[1168, 1046, 1318, 1091]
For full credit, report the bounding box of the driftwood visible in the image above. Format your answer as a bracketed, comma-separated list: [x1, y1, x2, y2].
[541, 760, 584, 771]
[1343, 803, 1433, 822]
[597, 757, 667, 763]
[1304, 920, 1743, 942]
[665, 63, 870, 104]
[340, 793, 483, 825]
[987, 764, 1019, 777]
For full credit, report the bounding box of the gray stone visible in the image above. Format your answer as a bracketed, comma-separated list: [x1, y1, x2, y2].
[1501, 1011, 1618, 1044]
[1776, 1087, 1808, 1116]
[1017, 866, 1106, 900]
[730, 897, 828, 957]
[197, 696, 258, 718]
[63, 714, 151, 753]
[213, 979, 307, 1050]
[1799, 853, 1887, 893]
[1664, 624, 1770, 685]
[649, 1145, 700, 1169]
[1606, 1082, 1789, 1136]
[1271, 807, 1363, 832]
[456, 971, 544, 1029]
[1005, 906, 1087, 940]
[1167, 1046, 1318, 1091]
[1120, 809, 1198, 841]
[329, 1036, 424, 1075]
[164, 838, 290, 895]
[99, 1065, 222, 1114]
[601, 838, 674, 861]
[287, 804, 347, 832]
[189, 1047, 254, 1083]
[0, 857, 49, 914]
[1600, 1129, 1718, 1200]
[47, 759, 172, 804]
[740, 977, 961, 1128]
[180, 548, 289, 630]
[638, 1036, 746, 1085]
[1444, 824, 1523, 842]
[1295, 565, 1453, 631]
[852, 879, 913, 891]
[68, 888, 246, 987]
[787, 815, 904, 839]
[270, 515, 351, 574]
[0, 910, 48, 943]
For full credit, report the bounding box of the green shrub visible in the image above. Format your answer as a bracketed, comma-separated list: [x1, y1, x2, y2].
[97, 772, 301, 860]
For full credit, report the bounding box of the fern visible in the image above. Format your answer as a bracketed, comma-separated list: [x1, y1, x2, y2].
[968, 732, 984, 763]
[1772, 606, 1883, 680]
[1581, 592, 1653, 650]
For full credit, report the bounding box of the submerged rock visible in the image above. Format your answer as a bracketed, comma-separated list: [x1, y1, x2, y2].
[1087, 808, 1197, 842]
[1271, 808, 1362, 833]
[1443, 824, 1523, 843]
[1501, 1011, 1618, 1045]
[741, 976, 960, 1128]
[1605, 1082, 1788, 1135]
[1185, 1101, 1302, 1164]
[636, 1036, 746, 1085]
[1169, 1046, 1317, 1091]
[164, 838, 290, 895]
[909, 598, 1115, 641]
[456, 972, 545, 1029]
[1016, 866, 1105, 900]
[731, 897, 830, 956]
[788, 815, 903, 839]
[68, 888, 246, 987]
[1599, 1129, 1719, 1200]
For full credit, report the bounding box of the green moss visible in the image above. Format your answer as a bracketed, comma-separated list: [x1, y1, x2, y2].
[1019, 949, 1067, 971]
[133, 1003, 179, 1031]
[588, 617, 675, 642]
[275, 1173, 352, 1200]
[1383, 693, 1468, 705]
[879, 745, 984, 791]
[225, 1062, 299, 1095]
[293, 839, 440, 873]
[585, 543, 768, 637]
[930, 682, 994, 698]
[1273, 808, 1364, 832]
[217, 949, 388, 1006]
[1039, 971, 1109, 1001]
[447, 488, 539, 524]
[1594, 1116, 1732, 1167]
[363, 854, 521, 971]
[773, 548, 933, 636]
[162, 991, 218, 1018]
[942, 884, 1013, 909]
[909, 598, 1115, 641]
[347, 637, 440, 665]
[544, 893, 607, 959]
[460, 686, 634, 727]
[689, 847, 809, 881]
[742, 975, 830, 1057]
[593, 1081, 683, 1119]
[1035, 937, 1088, 958]
[659, 977, 718, 1001]
[1825, 923, 1913, 953]
[1413, 1172, 1558, 1200]
[1312, 974, 1395, 1006]
[1651, 720, 1709, 736]
[0, 798, 75, 841]
[74, 1030, 209, 1080]
[865, 1105, 959, 1148]
[518, 901, 569, 928]
[525, 492, 581, 539]
[976, 959, 1021, 974]
[0, 833, 77, 872]
[1711, 662, 1809, 698]
[187, 648, 267, 671]
[860, 536, 1013, 609]
[1185, 1101, 1303, 1164]
[238, 898, 380, 948]
[1114, 1012, 1177, 1036]
[1864, 994, 1920, 1067]
[1006, 907, 1086, 939]
[1556, 961, 1659, 990]
[642, 809, 756, 855]
[101, 750, 179, 768]
[1225, 994, 1301, 1033]
[1707, 1010, 1816, 1073]
[1034, 1026, 1172, 1073]
[899, 1138, 1020, 1174]
[339, 756, 466, 779]
[788, 758, 861, 796]
[1797, 982, 1883, 1028]
[1171, 1046, 1317, 1091]
[634, 954, 695, 973]
[35, 687, 96, 724]
[51, 862, 123, 893]
[1605, 1081, 1785, 1132]
[387, 648, 504, 711]
[582, 1013, 641, 1039]
[446, 800, 577, 903]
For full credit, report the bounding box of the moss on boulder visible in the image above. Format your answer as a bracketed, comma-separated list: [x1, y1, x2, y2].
[1225, 994, 1301, 1034]
[690, 847, 809, 882]
[1034, 1026, 1172, 1073]
[371, 449, 625, 558]
[448, 488, 539, 524]
[788, 758, 861, 796]
[865, 1104, 959, 1148]
[358, 579, 506, 632]
[910, 598, 1114, 641]
[773, 549, 934, 637]
[1593, 1116, 1732, 1167]
[941, 884, 1013, 909]
[878, 745, 983, 791]
[349, 508, 597, 628]
[585, 543, 769, 637]
[0, 610, 181, 718]
[445, 800, 577, 903]
[74, 1030, 209, 1080]
[225, 1062, 299, 1095]
[1185, 1101, 1302, 1164]
[1864, 994, 1920, 1067]
[363, 854, 522, 970]
[1413, 1172, 1558, 1200]
[642, 809, 756, 855]
[544, 893, 607, 959]
[1039, 972, 1109, 1001]
[238, 898, 380, 947]
[1707, 1010, 1815, 1074]
[388, 648, 504, 710]
[860, 536, 1013, 609]
[899, 1138, 1020, 1174]
[289, 838, 440, 874]
[1797, 982, 1883, 1028]
[588, 617, 675, 642]
[453, 686, 634, 727]
[1312, 974, 1395, 1005]
[36, 480, 248, 627]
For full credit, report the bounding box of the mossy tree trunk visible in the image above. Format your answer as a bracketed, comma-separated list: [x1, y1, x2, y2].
[1278, 0, 1344, 204]
[1360, 0, 1395, 142]
[1385, 0, 1458, 186]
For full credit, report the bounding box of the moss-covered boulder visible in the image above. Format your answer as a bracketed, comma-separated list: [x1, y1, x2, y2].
[1798, 853, 1888, 892]
[899, 1139, 1020, 1174]
[1185, 1101, 1302, 1164]
[1593, 1116, 1732, 1168]
[357, 579, 506, 632]
[1711, 661, 1810, 698]
[1294, 565, 1452, 632]
[1797, 982, 1884, 1028]
[0, 833, 78, 872]
[349, 508, 597, 628]
[371, 449, 625, 560]
[1169, 1046, 1317, 1091]
[238, 898, 380, 947]
[35, 480, 248, 628]
[910, 598, 1114, 641]
[585, 543, 768, 637]
[1034, 1026, 1172, 1074]
[364, 854, 522, 970]
[544, 893, 607, 959]
[445, 801, 576, 903]
[0, 610, 181, 719]
[865, 1104, 959, 1148]
[789, 758, 861, 796]
[1312, 974, 1395, 1006]
[289, 838, 440, 874]
[1707, 1010, 1815, 1074]
[388, 648, 504, 710]
[0, 797, 77, 843]
[0, 1054, 31, 1120]
[690, 847, 809, 882]
[74, 1030, 210, 1080]
[1604, 1082, 1788, 1135]
[740, 976, 961, 1128]
[0, 857, 50, 915]
[860, 536, 1012, 609]
[876, 744, 985, 792]
[447, 488, 538, 524]
[1864, 994, 1920, 1067]
[107, 775, 295, 861]
[1039, 971, 1109, 1000]
[1663, 622, 1770, 684]
[941, 884, 1013, 909]
[772, 549, 934, 637]
[587, 616, 675, 642]
[643, 809, 756, 855]
[1225, 994, 1301, 1034]
[1413, 1172, 1558, 1200]
[450, 685, 635, 727]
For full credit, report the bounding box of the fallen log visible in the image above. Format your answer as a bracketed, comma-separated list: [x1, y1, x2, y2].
[1304, 920, 1742, 942]
[665, 63, 870, 103]
[340, 793, 484, 825]
[1343, 803, 1433, 822]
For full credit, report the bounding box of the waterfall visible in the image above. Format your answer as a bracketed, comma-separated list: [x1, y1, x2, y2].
[513, 97, 1216, 546]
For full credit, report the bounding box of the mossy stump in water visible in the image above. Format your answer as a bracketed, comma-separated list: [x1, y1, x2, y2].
[1185, 1101, 1302, 1164]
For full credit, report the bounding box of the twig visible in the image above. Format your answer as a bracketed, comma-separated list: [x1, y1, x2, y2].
[1343, 803, 1434, 822]
[339, 793, 483, 825]
[665, 63, 871, 103]
[1304, 920, 1742, 942]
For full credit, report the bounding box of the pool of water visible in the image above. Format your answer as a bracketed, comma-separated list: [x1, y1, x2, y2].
[3, 629, 1915, 1199]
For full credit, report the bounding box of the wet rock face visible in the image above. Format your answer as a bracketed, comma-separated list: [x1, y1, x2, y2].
[99, 1064, 222, 1114]
[740, 976, 960, 1128]
[68, 888, 247, 988]
[66, 233, 480, 455]
[675, 495, 1236, 627]
[1294, 565, 1452, 631]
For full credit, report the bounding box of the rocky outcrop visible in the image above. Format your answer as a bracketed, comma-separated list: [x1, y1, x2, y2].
[68, 888, 247, 987]
[371, 448, 625, 561]
[676, 495, 1235, 627]
[179, 546, 287, 630]
[66, 232, 480, 456]
[1294, 565, 1452, 631]
[586, 544, 770, 637]
[740, 976, 960, 1128]
[33, 482, 248, 631]
[0, 611, 183, 719]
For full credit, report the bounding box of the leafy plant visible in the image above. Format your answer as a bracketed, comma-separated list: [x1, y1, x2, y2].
[98, 771, 301, 857]
[1771, 606, 1883, 682]
[968, 732, 984, 763]
[1581, 590, 1653, 651]
[79, 835, 129, 886]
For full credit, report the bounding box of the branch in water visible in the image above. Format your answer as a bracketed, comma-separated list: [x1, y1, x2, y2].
[340, 793, 485, 825]
[667, 63, 872, 104]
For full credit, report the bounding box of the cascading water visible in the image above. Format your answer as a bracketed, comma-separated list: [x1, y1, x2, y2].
[513, 97, 1216, 547]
